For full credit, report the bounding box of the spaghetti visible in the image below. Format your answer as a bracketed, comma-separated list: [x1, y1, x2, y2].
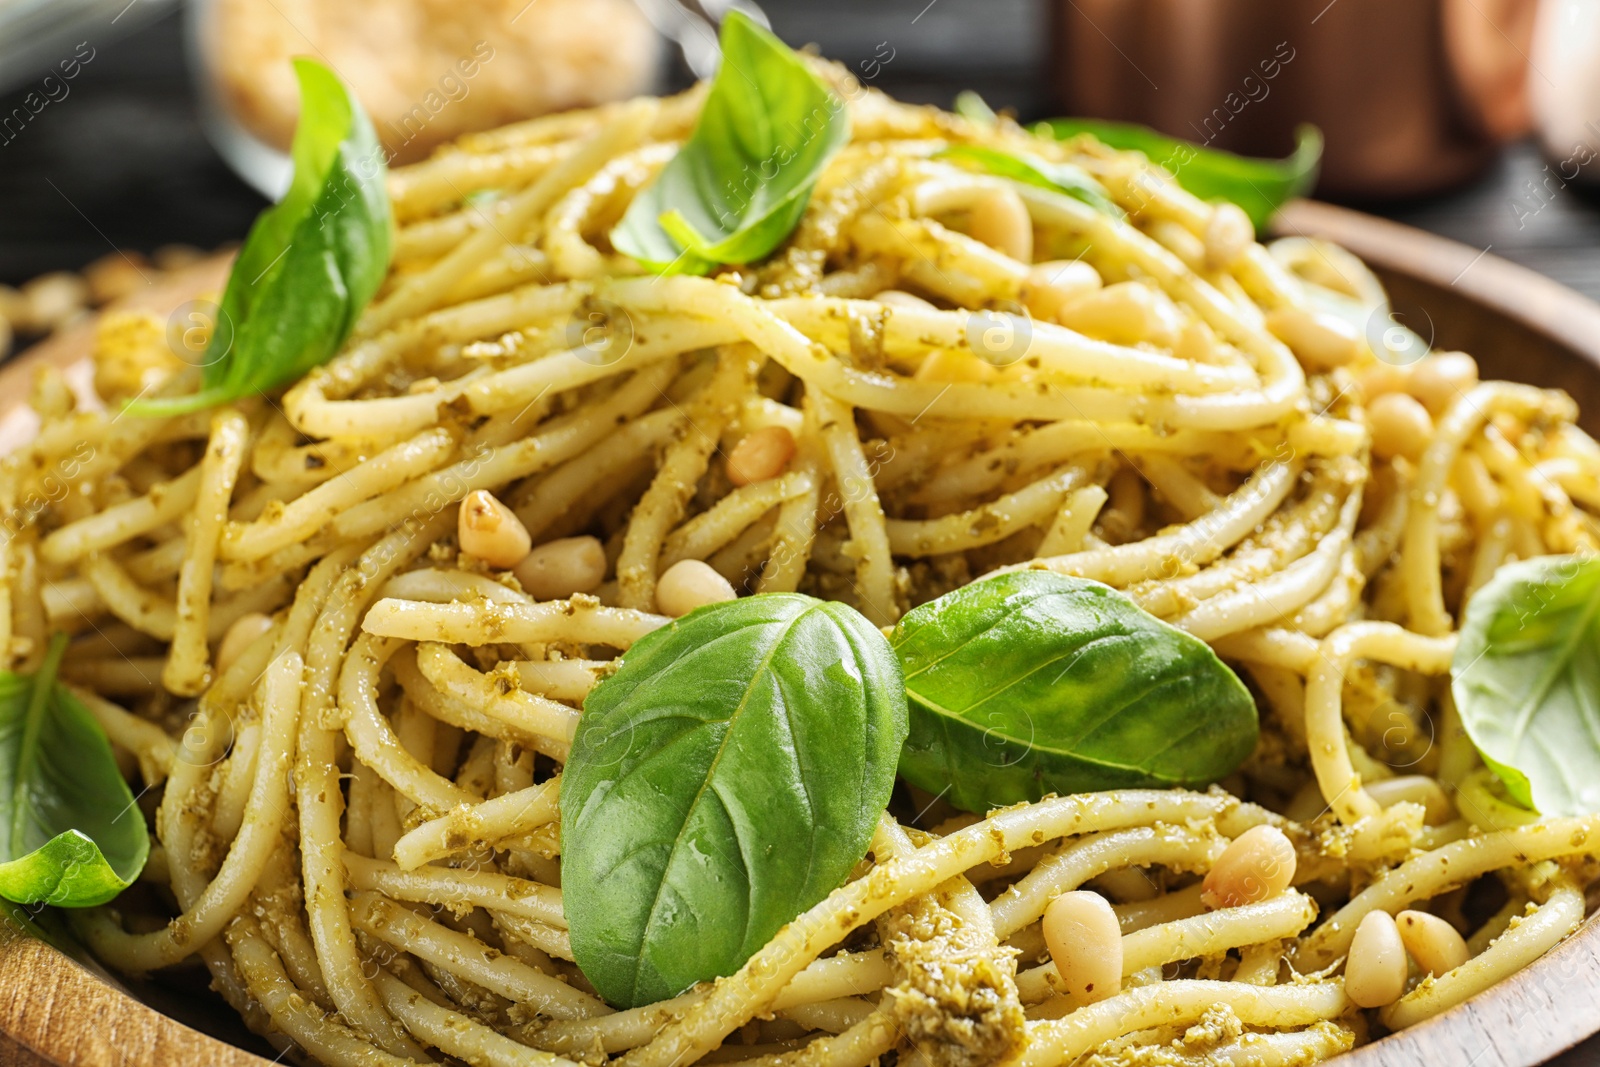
[6, 67, 1600, 1067]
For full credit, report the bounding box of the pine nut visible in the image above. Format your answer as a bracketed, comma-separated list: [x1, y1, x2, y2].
[514, 536, 607, 601]
[656, 559, 737, 617]
[968, 186, 1033, 263]
[1345, 910, 1407, 1007]
[21, 272, 90, 333]
[727, 426, 797, 487]
[1058, 281, 1179, 348]
[915, 349, 996, 383]
[1365, 775, 1454, 825]
[216, 612, 274, 675]
[874, 289, 936, 310]
[1265, 306, 1364, 370]
[458, 490, 532, 569]
[1368, 393, 1434, 462]
[1202, 825, 1296, 909]
[84, 252, 150, 305]
[1407, 351, 1479, 415]
[1021, 260, 1103, 323]
[1355, 360, 1410, 402]
[1042, 891, 1122, 1003]
[1203, 203, 1254, 271]
[1396, 910, 1470, 977]
[155, 244, 205, 270]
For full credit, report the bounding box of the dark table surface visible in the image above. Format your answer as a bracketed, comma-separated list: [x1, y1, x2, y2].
[1, 3, 1598, 1064]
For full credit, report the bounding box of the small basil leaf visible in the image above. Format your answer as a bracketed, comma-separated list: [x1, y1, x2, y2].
[131, 58, 392, 415]
[1452, 555, 1600, 816]
[561, 593, 907, 1008]
[891, 571, 1258, 814]
[1039, 119, 1322, 231]
[935, 143, 1122, 218]
[609, 11, 850, 275]
[0, 634, 148, 907]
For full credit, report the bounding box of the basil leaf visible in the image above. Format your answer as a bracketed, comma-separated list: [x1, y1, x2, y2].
[1452, 555, 1600, 816]
[0, 634, 148, 907]
[609, 11, 850, 275]
[132, 58, 392, 415]
[936, 143, 1122, 218]
[1040, 119, 1322, 231]
[561, 593, 907, 1008]
[891, 571, 1257, 814]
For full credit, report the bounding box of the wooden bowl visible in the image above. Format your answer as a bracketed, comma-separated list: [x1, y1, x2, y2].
[2, 205, 1599, 1067]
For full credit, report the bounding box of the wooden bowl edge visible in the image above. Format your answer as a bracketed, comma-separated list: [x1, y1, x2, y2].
[0, 918, 273, 1067]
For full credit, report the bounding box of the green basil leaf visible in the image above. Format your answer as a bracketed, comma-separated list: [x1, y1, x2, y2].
[131, 58, 392, 415]
[0, 634, 148, 907]
[891, 571, 1257, 814]
[935, 143, 1122, 218]
[1451, 555, 1600, 815]
[609, 11, 850, 275]
[561, 593, 907, 1008]
[1039, 119, 1322, 231]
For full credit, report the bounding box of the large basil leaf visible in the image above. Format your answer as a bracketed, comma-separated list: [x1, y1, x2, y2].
[1452, 555, 1600, 815]
[1041, 119, 1322, 231]
[609, 11, 849, 275]
[561, 594, 906, 1008]
[0, 635, 148, 907]
[132, 58, 391, 415]
[936, 143, 1121, 218]
[891, 571, 1257, 814]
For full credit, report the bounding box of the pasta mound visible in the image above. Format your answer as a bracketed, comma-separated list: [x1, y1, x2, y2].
[6, 67, 1599, 1067]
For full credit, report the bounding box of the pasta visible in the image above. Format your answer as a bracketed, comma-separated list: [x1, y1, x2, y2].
[9, 63, 1600, 1067]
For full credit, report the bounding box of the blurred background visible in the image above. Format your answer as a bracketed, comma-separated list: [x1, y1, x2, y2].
[2, 0, 1600, 368]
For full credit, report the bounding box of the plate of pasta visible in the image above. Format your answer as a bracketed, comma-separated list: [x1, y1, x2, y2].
[3, 14, 1600, 1067]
